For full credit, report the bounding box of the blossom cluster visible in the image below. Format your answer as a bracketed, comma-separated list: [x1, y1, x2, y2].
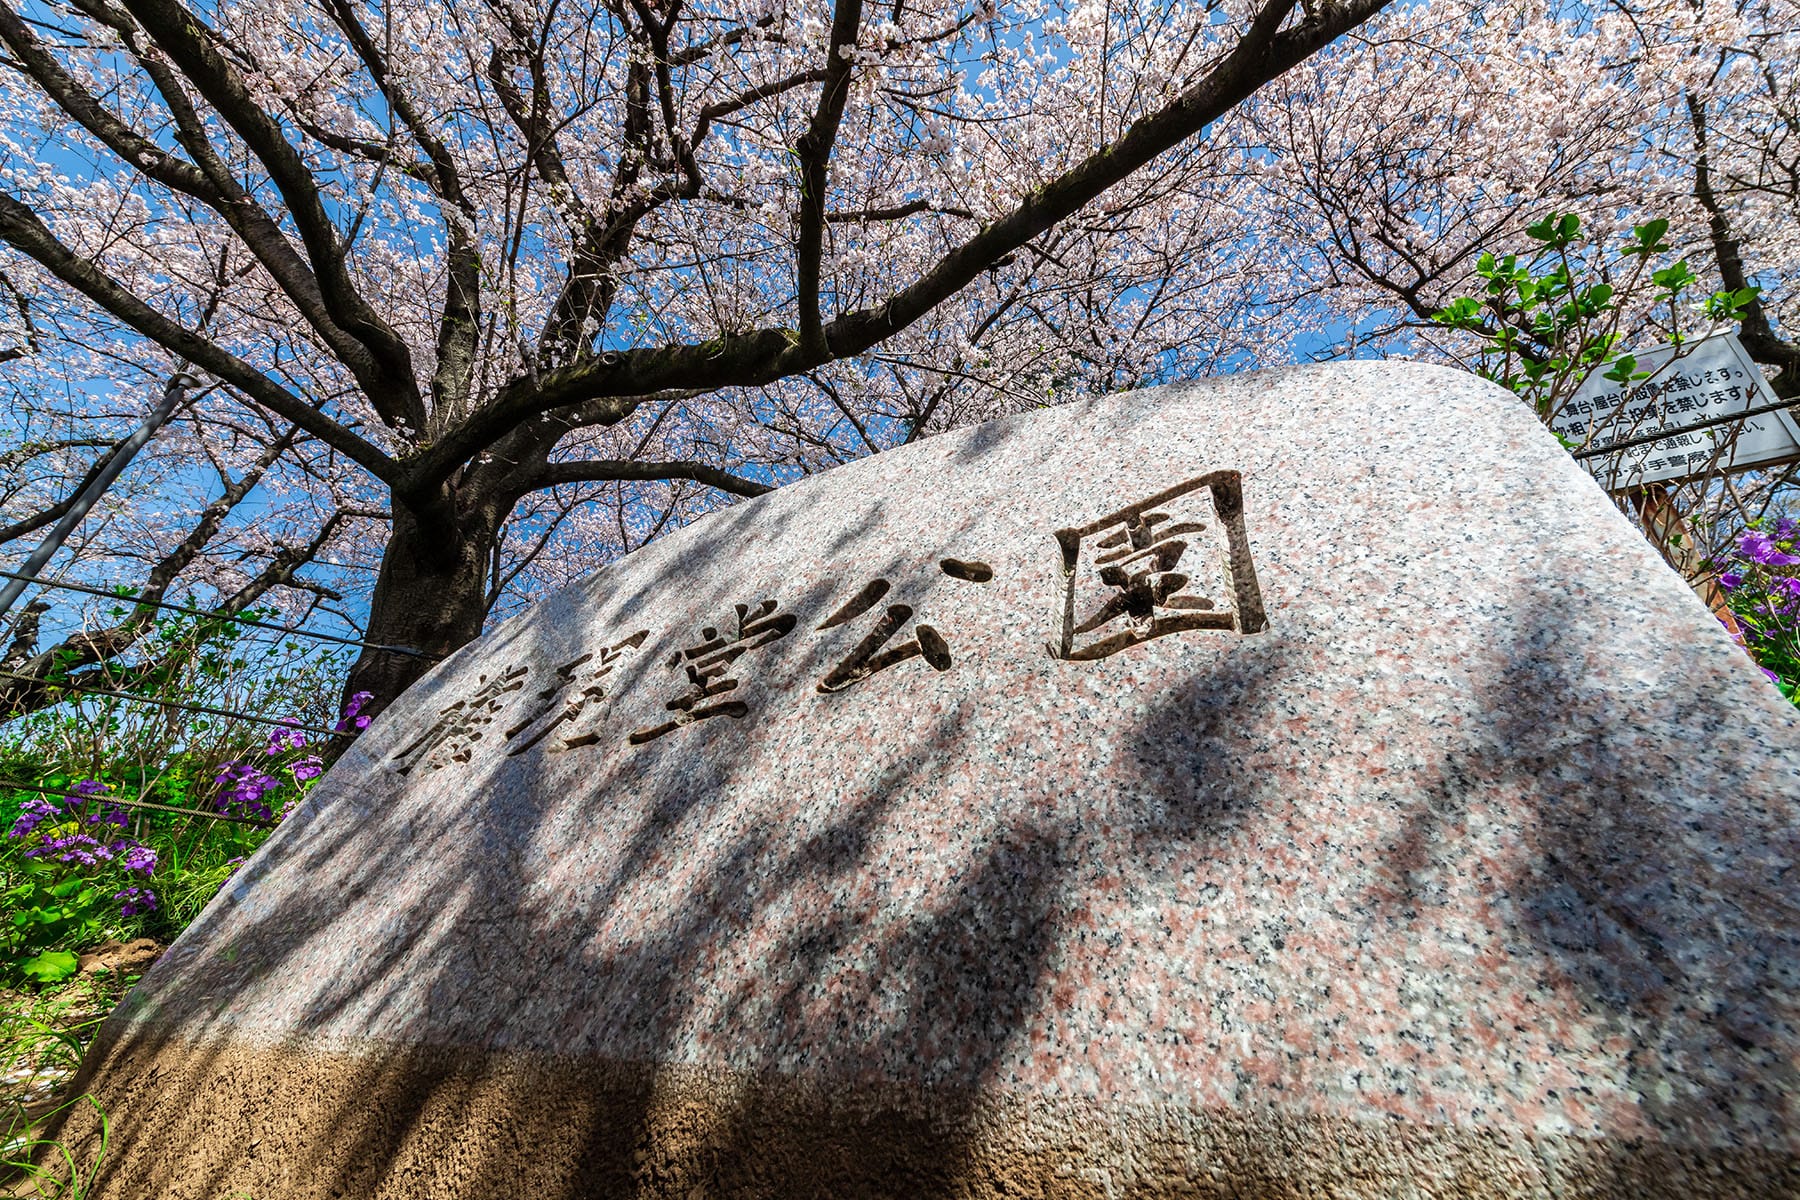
[6, 780, 159, 918]
[214, 761, 282, 820]
[1715, 518, 1800, 701]
[212, 691, 369, 817]
[335, 690, 374, 733]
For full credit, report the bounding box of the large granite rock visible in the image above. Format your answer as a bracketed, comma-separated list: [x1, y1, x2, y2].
[63, 362, 1800, 1197]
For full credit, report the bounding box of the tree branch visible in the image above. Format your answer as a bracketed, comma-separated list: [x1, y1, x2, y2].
[670, 14, 777, 67]
[690, 66, 829, 149]
[0, 435, 126, 548]
[0, 265, 39, 363]
[1689, 92, 1800, 400]
[794, 0, 863, 352]
[0, 426, 310, 716]
[0, 190, 402, 484]
[826, 199, 975, 222]
[114, 0, 424, 426]
[409, 0, 1390, 488]
[9, 0, 430, 432]
[316, 0, 480, 423]
[519, 457, 773, 499]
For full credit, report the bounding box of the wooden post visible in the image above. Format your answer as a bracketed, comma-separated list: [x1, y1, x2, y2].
[1630, 483, 1741, 633]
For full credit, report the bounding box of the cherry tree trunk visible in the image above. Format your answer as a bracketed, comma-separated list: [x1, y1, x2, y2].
[343, 506, 497, 722]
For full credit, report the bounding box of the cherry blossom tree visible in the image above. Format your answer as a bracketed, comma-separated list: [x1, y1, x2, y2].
[0, 0, 1394, 716]
[1237, 0, 1800, 583]
[1249, 0, 1798, 396]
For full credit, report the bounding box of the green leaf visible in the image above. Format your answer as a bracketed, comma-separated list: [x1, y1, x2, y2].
[1525, 212, 1581, 248]
[1603, 354, 1639, 383]
[1705, 285, 1763, 320]
[19, 949, 78, 984]
[1652, 261, 1697, 292]
[1432, 296, 1482, 327]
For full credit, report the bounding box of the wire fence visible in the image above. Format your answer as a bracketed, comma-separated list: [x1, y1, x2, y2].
[0, 567, 434, 658]
[0, 778, 278, 829]
[0, 669, 347, 738]
[0, 563, 389, 828]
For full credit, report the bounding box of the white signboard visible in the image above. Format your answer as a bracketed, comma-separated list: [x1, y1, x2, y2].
[1551, 333, 1798, 490]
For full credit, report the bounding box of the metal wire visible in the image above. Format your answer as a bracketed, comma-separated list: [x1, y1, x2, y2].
[239, 551, 382, 573]
[0, 778, 279, 829]
[0, 375, 195, 623]
[1573, 393, 1800, 461]
[0, 568, 435, 658]
[0, 669, 345, 737]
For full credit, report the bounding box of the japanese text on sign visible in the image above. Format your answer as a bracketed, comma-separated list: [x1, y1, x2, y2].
[1550, 334, 1797, 490]
[387, 473, 1270, 770]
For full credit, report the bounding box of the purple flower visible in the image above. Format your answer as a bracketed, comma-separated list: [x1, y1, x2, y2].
[29, 829, 109, 866]
[115, 885, 157, 917]
[1719, 570, 1745, 591]
[1764, 668, 1784, 685]
[265, 721, 307, 756]
[335, 691, 374, 733]
[291, 755, 324, 782]
[119, 843, 157, 875]
[1774, 517, 1798, 540]
[82, 803, 127, 828]
[47, 780, 126, 829]
[8, 778, 159, 904]
[8, 796, 60, 839]
[1739, 530, 1800, 567]
[214, 761, 279, 820]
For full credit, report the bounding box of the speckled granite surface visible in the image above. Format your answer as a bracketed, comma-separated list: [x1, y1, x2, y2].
[67, 362, 1800, 1197]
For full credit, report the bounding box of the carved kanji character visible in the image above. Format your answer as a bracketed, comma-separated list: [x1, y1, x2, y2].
[628, 600, 796, 743]
[503, 630, 649, 755]
[815, 559, 992, 693]
[391, 663, 530, 774]
[1049, 470, 1267, 662]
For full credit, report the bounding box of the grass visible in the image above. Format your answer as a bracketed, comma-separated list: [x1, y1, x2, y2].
[0, 966, 142, 1197]
[1, 1093, 108, 1199]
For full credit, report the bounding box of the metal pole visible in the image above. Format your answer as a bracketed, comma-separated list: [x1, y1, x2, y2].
[0, 373, 195, 622]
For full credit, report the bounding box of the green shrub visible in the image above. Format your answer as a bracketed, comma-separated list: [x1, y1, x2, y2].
[0, 608, 365, 984]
